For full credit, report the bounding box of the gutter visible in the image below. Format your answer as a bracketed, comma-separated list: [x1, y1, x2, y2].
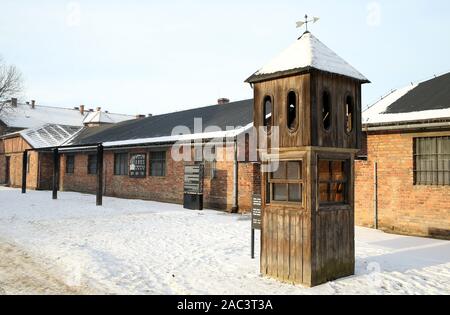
[364, 120, 450, 132]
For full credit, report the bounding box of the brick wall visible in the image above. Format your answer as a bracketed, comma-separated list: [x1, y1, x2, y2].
[60, 146, 259, 213]
[355, 131, 450, 239]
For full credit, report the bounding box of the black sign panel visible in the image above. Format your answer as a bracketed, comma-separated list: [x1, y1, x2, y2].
[252, 194, 262, 230]
[184, 165, 204, 194]
[129, 154, 147, 178]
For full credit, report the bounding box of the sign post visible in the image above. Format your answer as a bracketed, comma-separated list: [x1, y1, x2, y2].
[251, 194, 262, 259]
[183, 165, 204, 210]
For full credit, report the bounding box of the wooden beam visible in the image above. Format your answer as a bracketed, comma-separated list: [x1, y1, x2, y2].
[21, 151, 27, 194]
[96, 144, 104, 206]
[52, 148, 59, 200]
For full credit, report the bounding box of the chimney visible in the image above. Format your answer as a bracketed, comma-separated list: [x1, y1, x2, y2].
[11, 98, 18, 107]
[218, 98, 230, 105]
[136, 114, 146, 119]
[79, 105, 85, 115]
[96, 107, 101, 112]
[31, 100, 36, 109]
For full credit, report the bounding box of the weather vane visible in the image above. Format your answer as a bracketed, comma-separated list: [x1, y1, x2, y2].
[296, 14, 320, 32]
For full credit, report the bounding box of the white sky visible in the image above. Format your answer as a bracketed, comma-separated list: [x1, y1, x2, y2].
[1, 0, 450, 115]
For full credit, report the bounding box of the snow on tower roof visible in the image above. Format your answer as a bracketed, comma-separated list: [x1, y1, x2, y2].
[246, 32, 369, 83]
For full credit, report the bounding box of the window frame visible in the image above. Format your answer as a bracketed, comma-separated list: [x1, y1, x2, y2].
[66, 154, 75, 174]
[262, 95, 273, 135]
[204, 146, 217, 179]
[149, 151, 167, 177]
[321, 89, 332, 132]
[286, 90, 299, 132]
[87, 154, 97, 175]
[413, 136, 450, 186]
[114, 152, 129, 176]
[344, 94, 355, 135]
[318, 158, 349, 206]
[268, 160, 304, 205]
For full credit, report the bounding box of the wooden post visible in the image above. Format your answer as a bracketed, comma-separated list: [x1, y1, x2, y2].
[21, 151, 28, 194]
[374, 161, 378, 230]
[96, 144, 103, 206]
[52, 148, 59, 200]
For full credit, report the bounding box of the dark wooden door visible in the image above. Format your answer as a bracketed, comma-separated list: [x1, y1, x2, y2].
[5, 156, 10, 186]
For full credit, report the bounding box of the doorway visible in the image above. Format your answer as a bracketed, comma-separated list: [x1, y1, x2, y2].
[5, 156, 10, 186]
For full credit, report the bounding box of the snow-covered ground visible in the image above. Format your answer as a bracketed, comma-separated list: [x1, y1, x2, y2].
[0, 187, 448, 295]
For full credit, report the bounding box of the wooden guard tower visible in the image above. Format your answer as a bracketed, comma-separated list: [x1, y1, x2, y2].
[246, 31, 370, 287]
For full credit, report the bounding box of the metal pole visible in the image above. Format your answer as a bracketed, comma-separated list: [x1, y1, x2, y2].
[52, 148, 59, 200]
[21, 151, 28, 194]
[251, 228, 255, 259]
[374, 161, 378, 230]
[96, 144, 104, 206]
[231, 137, 238, 213]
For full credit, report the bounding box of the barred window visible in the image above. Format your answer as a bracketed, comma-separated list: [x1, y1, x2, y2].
[66, 155, 75, 174]
[150, 151, 166, 177]
[319, 160, 348, 204]
[269, 161, 303, 203]
[414, 137, 450, 185]
[87, 154, 97, 175]
[114, 153, 128, 176]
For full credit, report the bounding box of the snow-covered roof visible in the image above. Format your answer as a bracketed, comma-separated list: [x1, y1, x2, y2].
[102, 123, 254, 148]
[69, 99, 254, 147]
[0, 103, 135, 129]
[363, 72, 450, 125]
[83, 111, 120, 125]
[246, 32, 369, 83]
[14, 124, 83, 149]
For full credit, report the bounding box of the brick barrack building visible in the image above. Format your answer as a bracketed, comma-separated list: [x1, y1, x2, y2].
[56, 99, 260, 212]
[0, 101, 135, 189]
[1, 70, 449, 239]
[356, 72, 450, 239]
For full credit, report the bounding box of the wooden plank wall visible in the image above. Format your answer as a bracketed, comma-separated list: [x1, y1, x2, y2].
[253, 72, 362, 152]
[311, 71, 361, 150]
[255, 71, 360, 287]
[3, 136, 31, 154]
[261, 207, 309, 284]
[254, 74, 312, 149]
[311, 152, 355, 285]
[312, 208, 354, 284]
